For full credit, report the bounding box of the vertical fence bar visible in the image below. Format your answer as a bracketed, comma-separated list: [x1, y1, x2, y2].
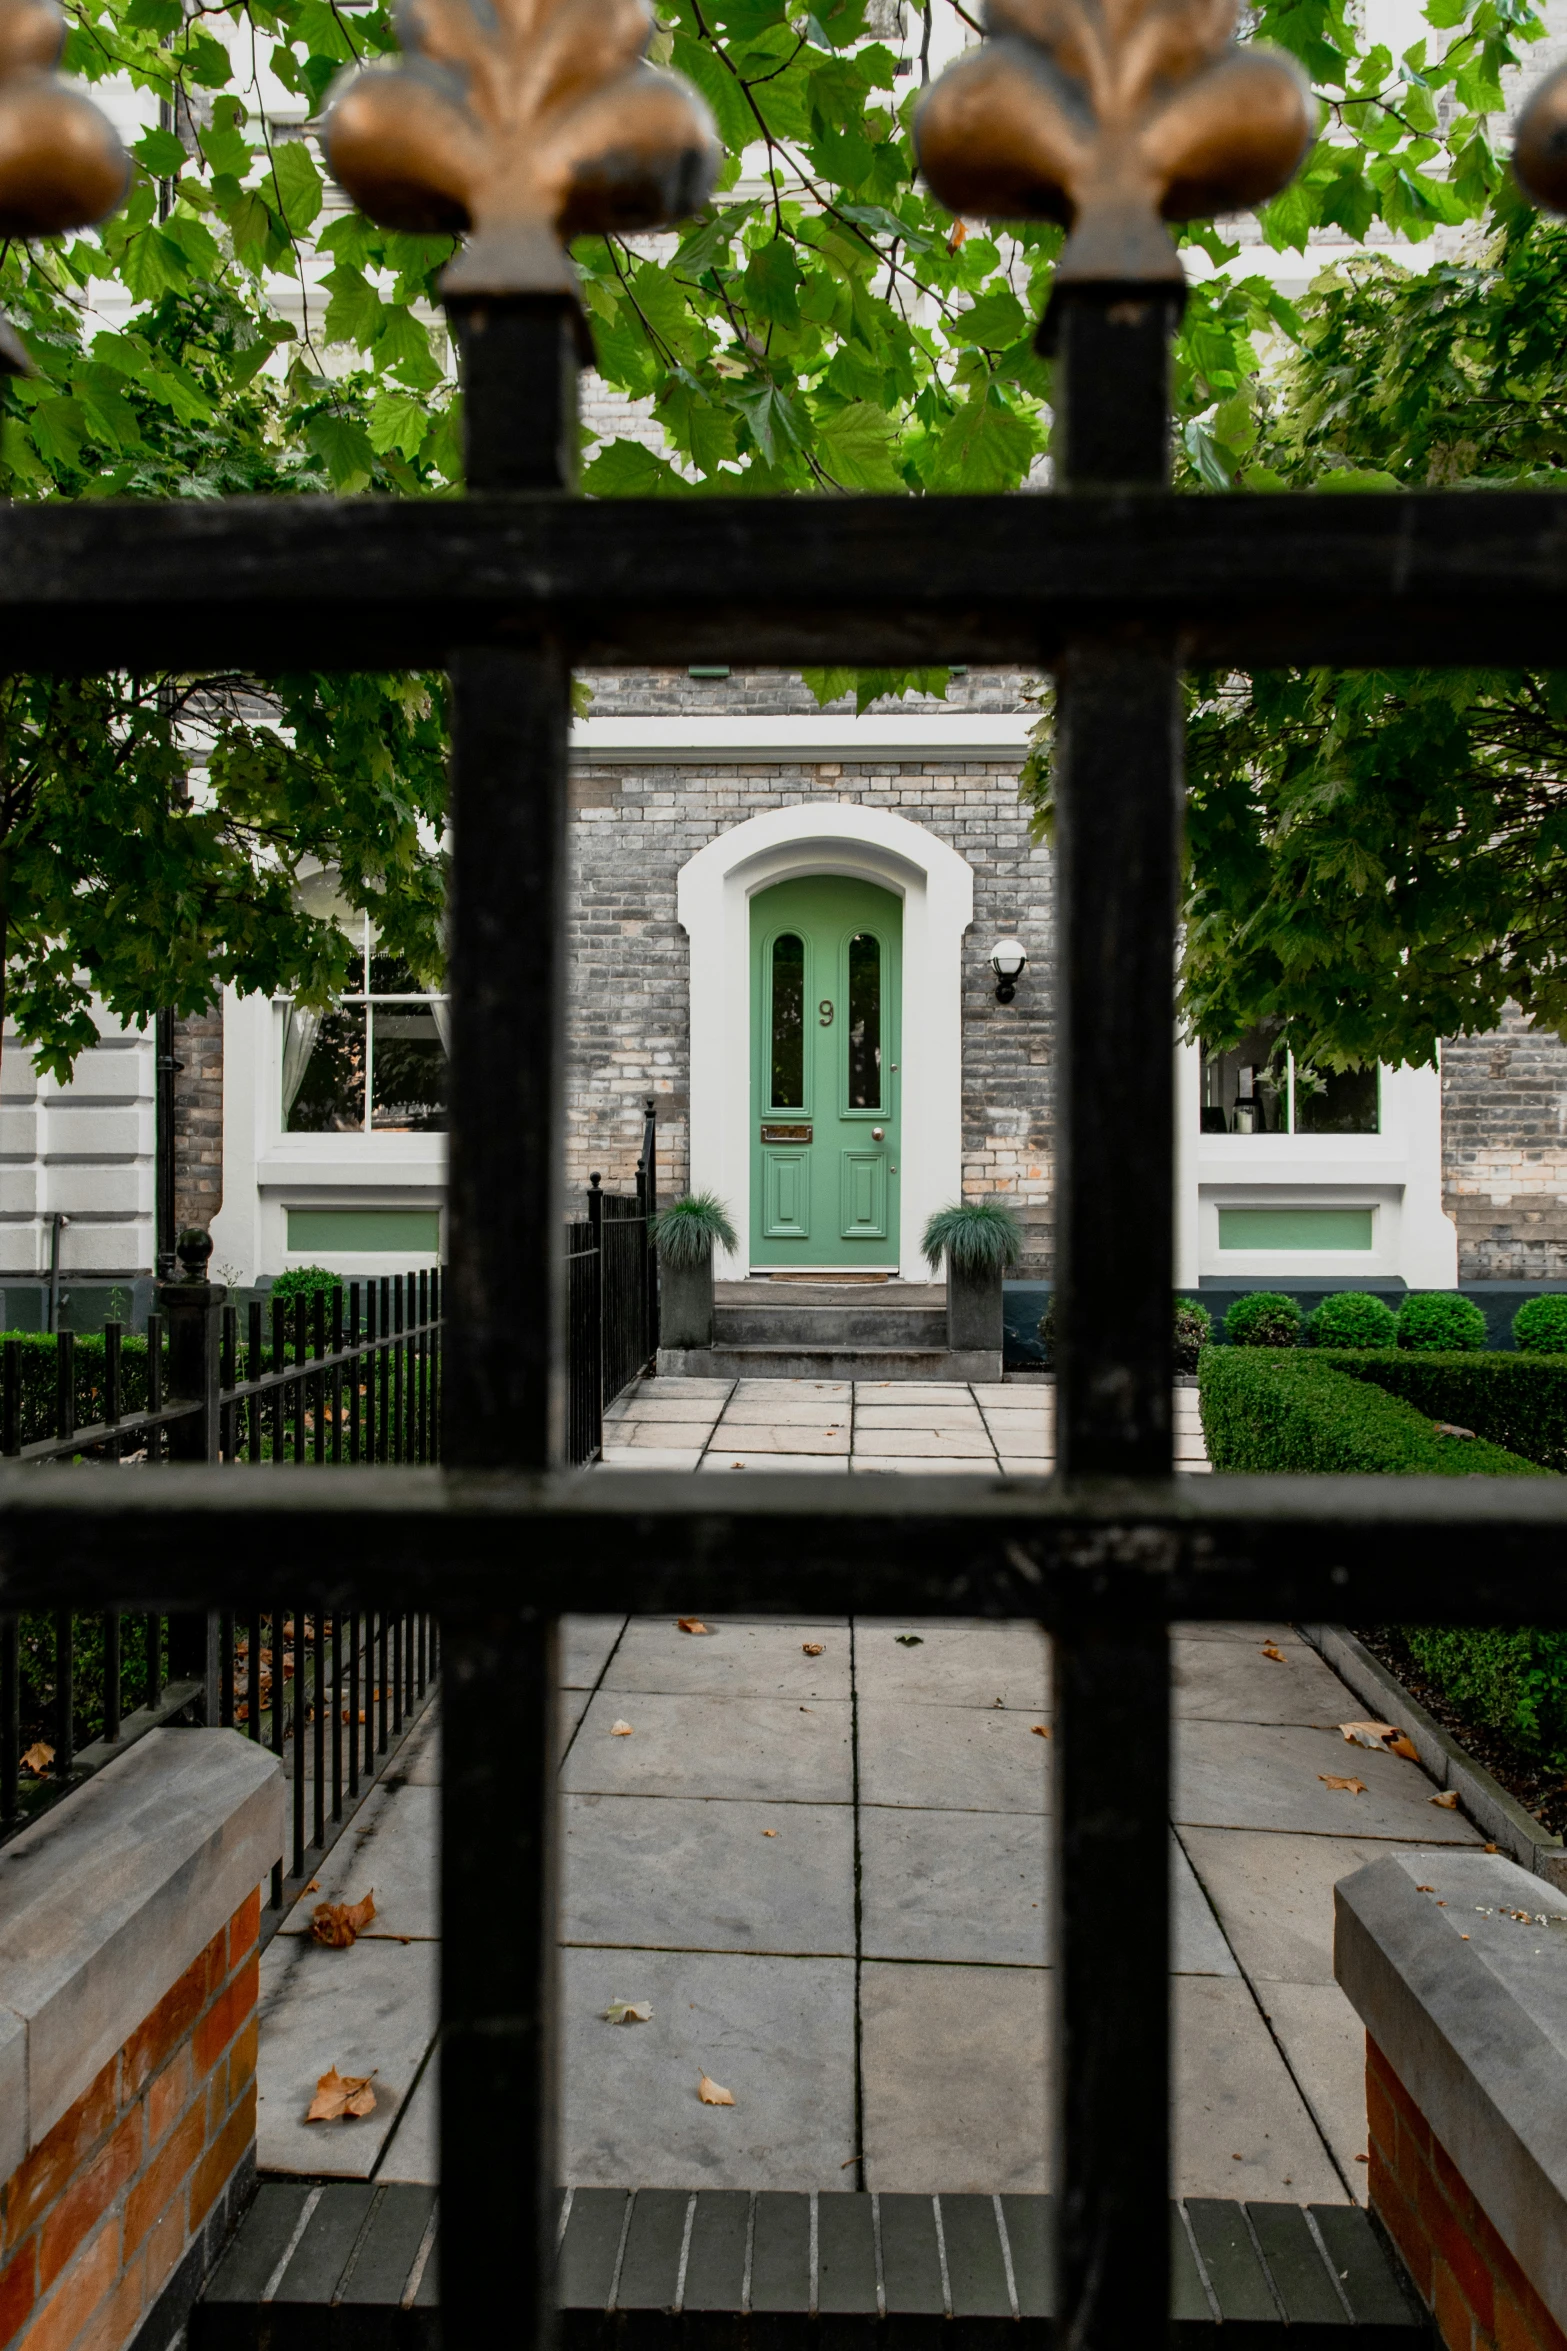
[270, 1606, 285, 1906]
[348, 1613, 361, 1800]
[1047, 283, 1179, 2351]
[145, 1606, 161, 1710]
[220, 1305, 237, 1462]
[331, 1612, 343, 1823]
[393, 1614, 405, 1736]
[1, 1337, 19, 1458]
[588, 1175, 605, 1456]
[221, 1610, 236, 1729]
[1, 1616, 18, 1830]
[378, 1610, 389, 1757]
[104, 1610, 121, 1745]
[293, 1298, 308, 1466]
[247, 1608, 262, 1742]
[313, 1606, 326, 1850]
[378, 1277, 391, 1463]
[247, 1302, 263, 1464]
[440, 289, 576, 2351]
[105, 1317, 122, 1465]
[349, 1285, 362, 1466]
[54, 1611, 74, 1777]
[331, 1288, 344, 1466]
[146, 1309, 162, 1464]
[271, 1300, 286, 1464]
[56, 1330, 76, 1451]
[394, 1274, 406, 1466]
[292, 1605, 306, 1879]
[313, 1293, 327, 1466]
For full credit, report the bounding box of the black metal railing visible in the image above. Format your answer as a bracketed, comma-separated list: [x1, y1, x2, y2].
[219, 1272, 442, 1466]
[565, 1112, 660, 1464]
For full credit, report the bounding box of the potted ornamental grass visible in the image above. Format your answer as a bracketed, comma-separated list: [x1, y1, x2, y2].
[922, 1199, 1023, 1355]
[651, 1191, 739, 1350]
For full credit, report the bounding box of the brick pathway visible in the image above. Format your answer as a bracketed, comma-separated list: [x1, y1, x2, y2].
[253, 1383, 1483, 2204]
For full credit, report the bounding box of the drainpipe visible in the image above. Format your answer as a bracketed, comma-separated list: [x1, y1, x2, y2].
[155, 1008, 180, 1281]
[46, 1212, 69, 1335]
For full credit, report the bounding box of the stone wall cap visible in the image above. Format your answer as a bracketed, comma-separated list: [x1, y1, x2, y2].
[0, 1729, 283, 2163]
[1335, 1846, 1567, 2331]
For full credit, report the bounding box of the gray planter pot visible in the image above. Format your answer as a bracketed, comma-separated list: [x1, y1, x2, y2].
[947, 1256, 1003, 1354]
[659, 1254, 715, 1350]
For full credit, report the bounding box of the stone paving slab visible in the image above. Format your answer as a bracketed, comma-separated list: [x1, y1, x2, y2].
[853, 1624, 1049, 1710]
[1173, 1976, 1347, 2204]
[1174, 1720, 1484, 1842]
[700, 1453, 852, 1473]
[1260, 1978, 1372, 2194]
[257, 1934, 438, 2178]
[563, 1946, 858, 2188]
[604, 1619, 852, 1701]
[860, 1961, 1050, 2193]
[846, 1425, 997, 1456]
[1171, 1637, 1359, 1728]
[853, 1456, 1000, 1475]
[275, 1782, 438, 1943]
[858, 1700, 1053, 1813]
[563, 1794, 855, 1956]
[564, 1691, 855, 1805]
[703, 1423, 852, 1453]
[1178, 1828, 1422, 1985]
[564, 1616, 626, 1691]
[604, 1447, 708, 1470]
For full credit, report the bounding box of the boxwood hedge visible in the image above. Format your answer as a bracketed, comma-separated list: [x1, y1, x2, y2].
[1314, 1349, 1567, 1474]
[1197, 1347, 1547, 1477]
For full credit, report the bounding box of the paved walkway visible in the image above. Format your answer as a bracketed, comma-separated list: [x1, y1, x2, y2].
[255, 1520, 1481, 2200]
[601, 1376, 1212, 1473]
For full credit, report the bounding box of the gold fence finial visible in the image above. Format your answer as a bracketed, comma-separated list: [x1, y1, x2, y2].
[322, 0, 720, 305]
[913, 0, 1313, 322]
[0, 0, 132, 374]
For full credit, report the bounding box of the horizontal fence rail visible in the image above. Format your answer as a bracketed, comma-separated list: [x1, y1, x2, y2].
[9, 492, 1567, 670]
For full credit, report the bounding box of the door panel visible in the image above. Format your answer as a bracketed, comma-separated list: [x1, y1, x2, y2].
[750, 876, 902, 1269]
[763, 1149, 811, 1238]
[840, 1150, 887, 1240]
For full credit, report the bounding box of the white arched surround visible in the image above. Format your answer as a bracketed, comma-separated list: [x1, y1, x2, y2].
[677, 806, 975, 1282]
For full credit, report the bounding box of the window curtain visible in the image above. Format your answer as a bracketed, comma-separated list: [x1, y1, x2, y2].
[431, 998, 451, 1056]
[281, 1003, 323, 1117]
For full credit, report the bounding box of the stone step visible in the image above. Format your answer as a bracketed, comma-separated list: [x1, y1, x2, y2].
[714, 1305, 949, 1345]
[658, 1343, 1001, 1381]
[196, 2182, 1424, 2348]
[716, 1279, 945, 1309]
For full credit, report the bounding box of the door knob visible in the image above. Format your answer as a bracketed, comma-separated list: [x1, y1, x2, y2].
[872, 1127, 884, 1140]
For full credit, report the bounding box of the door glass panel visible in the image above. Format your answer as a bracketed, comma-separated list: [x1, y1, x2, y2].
[771, 933, 805, 1107]
[1200, 1018, 1287, 1134]
[847, 932, 881, 1109]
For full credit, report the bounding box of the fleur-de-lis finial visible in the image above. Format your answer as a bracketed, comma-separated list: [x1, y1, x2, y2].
[0, 0, 131, 374]
[913, 0, 1312, 317]
[1514, 65, 1567, 215]
[322, 0, 720, 306]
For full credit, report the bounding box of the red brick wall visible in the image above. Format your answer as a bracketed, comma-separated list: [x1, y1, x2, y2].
[1366, 2033, 1567, 2351]
[0, 1887, 261, 2351]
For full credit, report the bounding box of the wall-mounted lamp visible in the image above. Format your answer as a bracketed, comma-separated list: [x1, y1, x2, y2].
[989, 937, 1028, 1004]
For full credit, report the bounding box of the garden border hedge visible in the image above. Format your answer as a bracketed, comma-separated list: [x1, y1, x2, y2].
[1313, 1349, 1567, 1474]
[1196, 1347, 1548, 1478]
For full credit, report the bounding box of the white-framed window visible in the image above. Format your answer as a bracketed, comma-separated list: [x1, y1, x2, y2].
[281, 917, 448, 1136]
[1200, 1018, 1378, 1137]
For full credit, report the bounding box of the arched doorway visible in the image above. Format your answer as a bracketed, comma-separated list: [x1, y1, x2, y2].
[749, 875, 902, 1271]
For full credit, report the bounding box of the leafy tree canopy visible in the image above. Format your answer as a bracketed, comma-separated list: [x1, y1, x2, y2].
[0, 0, 1549, 1067]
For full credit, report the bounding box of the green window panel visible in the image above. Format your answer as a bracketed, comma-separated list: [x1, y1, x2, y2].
[286, 1208, 441, 1254]
[1218, 1208, 1374, 1252]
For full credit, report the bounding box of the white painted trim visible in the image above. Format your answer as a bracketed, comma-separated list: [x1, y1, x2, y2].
[572, 713, 1036, 765]
[677, 805, 974, 1282]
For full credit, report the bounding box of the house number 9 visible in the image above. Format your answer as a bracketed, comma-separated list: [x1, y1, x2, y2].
[818, 1000, 834, 1026]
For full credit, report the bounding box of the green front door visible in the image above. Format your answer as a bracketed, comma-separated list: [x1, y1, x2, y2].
[750, 876, 902, 1270]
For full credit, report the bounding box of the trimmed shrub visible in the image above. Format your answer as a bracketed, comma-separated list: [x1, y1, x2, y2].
[1315, 1349, 1567, 1473]
[922, 1199, 1024, 1275]
[1400, 1626, 1567, 1766]
[1224, 1291, 1303, 1348]
[0, 1330, 155, 1447]
[1197, 1348, 1547, 1476]
[1514, 1295, 1567, 1355]
[1397, 1291, 1487, 1351]
[1307, 1292, 1398, 1350]
[1174, 1299, 1213, 1374]
[652, 1191, 739, 1269]
[271, 1264, 344, 1306]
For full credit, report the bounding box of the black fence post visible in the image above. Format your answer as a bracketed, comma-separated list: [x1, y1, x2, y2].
[157, 1226, 226, 1718]
[439, 286, 579, 2351]
[588, 1173, 605, 1450]
[639, 1094, 658, 1356]
[1046, 283, 1180, 2351]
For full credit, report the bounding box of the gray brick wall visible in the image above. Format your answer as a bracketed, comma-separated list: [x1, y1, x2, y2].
[174, 1004, 224, 1234]
[1442, 1005, 1567, 1279]
[566, 730, 1056, 1273]
[581, 664, 1039, 716]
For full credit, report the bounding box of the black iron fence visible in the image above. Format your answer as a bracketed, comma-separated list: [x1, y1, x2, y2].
[567, 1100, 660, 1464]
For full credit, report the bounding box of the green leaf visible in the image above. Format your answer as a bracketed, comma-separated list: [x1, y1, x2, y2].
[945, 284, 1028, 349]
[815, 397, 901, 488]
[267, 137, 324, 233]
[655, 375, 739, 472]
[133, 126, 188, 177]
[743, 239, 802, 328]
[304, 409, 376, 491]
[582, 438, 683, 495]
[118, 225, 188, 302]
[366, 388, 431, 458]
[930, 388, 1038, 491]
[1316, 467, 1403, 489]
[323, 264, 386, 348]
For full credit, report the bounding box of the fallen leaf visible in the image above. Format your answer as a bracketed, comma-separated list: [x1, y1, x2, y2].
[1260, 1644, 1287, 1663]
[1031, 1725, 1051, 1739]
[1416, 1885, 1435, 1893]
[802, 1642, 824, 1657]
[1430, 1790, 1460, 1809]
[1319, 1774, 1368, 1794]
[1389, 1735, 1421, 1761]
[1340, 1721, 1398, 1749]
[762, 1829, 778, 1837]
[1485, 1842, 1498, 1853]
[678, 1618, 710, 1636]
[698, 2074, 735, 2107]
[311, 1890, 377, 1949]
[895, 1634, 924, 1647]
[1433, 1422, 1476, 1440]
[602, 2000, 652, 2024]
[306, 2065, 377, 2121]
[19, 1741, 53, 1776]
[1354, 2153, 1369, 2165]
[610, 1720, 633, 1736]
[306, 1878, 321, 1893]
